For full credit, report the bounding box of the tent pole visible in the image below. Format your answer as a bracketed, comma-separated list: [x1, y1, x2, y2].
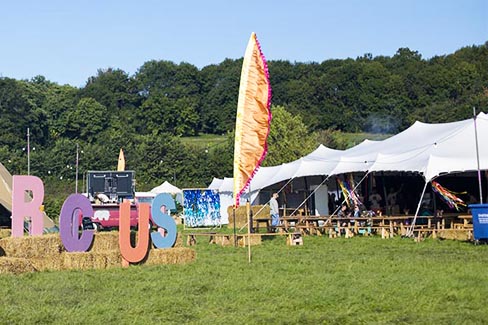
[433, 185, 437, 214]
[407, 180, 429, 237]
[303, 176, 309, 215]
[473, 107, 484, 204]
[335, 178, 340, 203]
[290, 176, 331, 216]
[381, 172, 389, 216]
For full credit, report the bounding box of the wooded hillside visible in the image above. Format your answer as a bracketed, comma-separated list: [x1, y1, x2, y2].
[0, 43, 486, 196]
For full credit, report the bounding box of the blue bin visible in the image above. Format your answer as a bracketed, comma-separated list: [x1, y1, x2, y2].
[469, 204, 488, 241]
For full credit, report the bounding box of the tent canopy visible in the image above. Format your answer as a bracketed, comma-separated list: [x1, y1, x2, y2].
[150, 181, 182, 195]
[0, 162, 13, 211]
[211, 112, 488, 193]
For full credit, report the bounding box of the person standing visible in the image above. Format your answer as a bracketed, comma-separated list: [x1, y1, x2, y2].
[270, 192, 280, 230]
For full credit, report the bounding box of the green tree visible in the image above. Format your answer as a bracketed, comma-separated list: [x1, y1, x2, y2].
[41, 84, 78, 142]
[199, 59, 241, 133]
[264, 105, 318, 166]
[139, 94, 199, 136]
[79, 68, 139, 111]
[62, 98, 108, 142]
[0, 78, 48, 147]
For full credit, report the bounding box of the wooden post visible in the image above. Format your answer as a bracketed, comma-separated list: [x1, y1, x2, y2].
[233, 207, 237, 247]
[247, 201, 252, 263]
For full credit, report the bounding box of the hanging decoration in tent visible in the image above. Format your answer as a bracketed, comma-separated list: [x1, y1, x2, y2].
[347, 174, 363, 206]
[233, 32, 272, 207]
[337, 175, 362, 207]
[431, 181, 467, 211]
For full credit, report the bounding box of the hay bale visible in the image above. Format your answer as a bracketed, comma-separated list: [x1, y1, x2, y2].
[437, 229, 471, 241]
[0, 234, 64, 259]
[62, 252, 94, 270]
[90, 251, 117, 269]
[172, 232, 184, 247]
[144, 247, 196, 266]
[29, 256, 64, 272]
[0, 228, 11, 239]
[0, 257, 36, 274]
[104, 250, 122, 268]
[227, 205, 270, 228]
[62, 250, 123, 270]
[90, 231, 120, 252]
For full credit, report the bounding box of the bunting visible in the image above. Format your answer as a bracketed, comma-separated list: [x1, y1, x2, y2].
[233, 32, 272, 207]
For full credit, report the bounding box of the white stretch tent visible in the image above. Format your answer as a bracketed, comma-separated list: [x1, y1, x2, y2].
[210, 112, 488, 216]
[369, 113, 488, 181]
[329, 113, 488, 181]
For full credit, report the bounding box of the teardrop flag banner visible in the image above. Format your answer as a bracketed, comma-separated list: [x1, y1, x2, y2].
[117, 148, 125, 171]
[233, 32, 272, 207]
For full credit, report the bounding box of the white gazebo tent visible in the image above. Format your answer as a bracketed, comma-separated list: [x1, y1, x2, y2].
[150, 181, 183, 204]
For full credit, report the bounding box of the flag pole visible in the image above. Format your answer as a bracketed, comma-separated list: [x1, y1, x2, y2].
[247, 200, 251, 263]
[27, 128, 30, 175]
[75, 143, 79, 193]
[233, 206, 237, 247]
[473, 107, 483, 204]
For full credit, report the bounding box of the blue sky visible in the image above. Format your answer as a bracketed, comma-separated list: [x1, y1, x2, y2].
[1, 0, 486, 87]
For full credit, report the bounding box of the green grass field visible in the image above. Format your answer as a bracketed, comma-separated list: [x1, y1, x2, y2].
[1, 235, 487, 324]
[180, 134, 228, 149]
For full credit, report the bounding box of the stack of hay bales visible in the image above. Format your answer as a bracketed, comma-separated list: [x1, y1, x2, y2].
[0, 231, 194, 274]
[62, 232, 122, 270]
[0, 234, 65, 272]
[227, 205, 270, 229]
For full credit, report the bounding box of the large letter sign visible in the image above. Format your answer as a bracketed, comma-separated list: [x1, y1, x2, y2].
[151, 193, 177, 248]
[59, 194, 95, 252]
[9, 174, 182, 264]
[119, 200, 150, 263]
[11, 175, 44, 237]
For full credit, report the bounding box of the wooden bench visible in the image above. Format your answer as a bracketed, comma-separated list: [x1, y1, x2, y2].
[287, 232, 303, 245]
[185, 232, 289, 246]
[186, 232, 217, 246]
[252, 217, 272, 233]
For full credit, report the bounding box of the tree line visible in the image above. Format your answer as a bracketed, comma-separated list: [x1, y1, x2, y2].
[0, 42, 486, 200]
